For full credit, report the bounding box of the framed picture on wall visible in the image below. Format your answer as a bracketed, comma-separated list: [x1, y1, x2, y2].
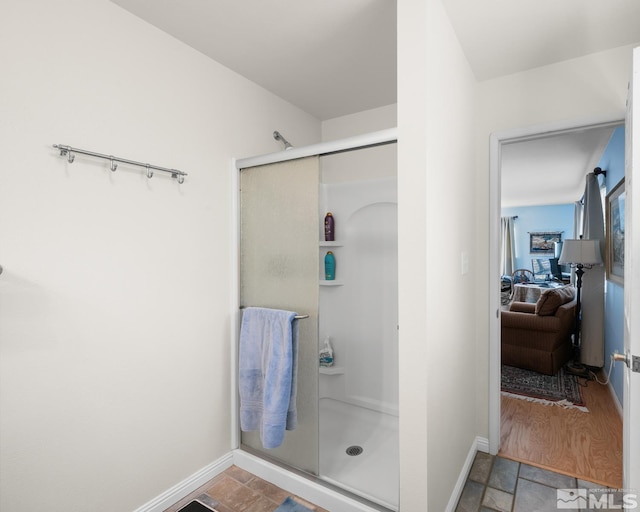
[606, 178, 625, 286]
[529, 232, 562, 255]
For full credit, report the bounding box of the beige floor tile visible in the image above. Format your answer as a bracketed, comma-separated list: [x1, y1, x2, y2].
[209, 503, 234, 512]
[166, 466, 328, 512]
[243, 495, 281, 512]
[245, 478, 290, 505]
[207, 475, 261, 511]
[226, 465, 256, 484]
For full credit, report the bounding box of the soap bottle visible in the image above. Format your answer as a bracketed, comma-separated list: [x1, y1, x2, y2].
[324, 212, 335, 241]
[324, 251, 335, 280]
[319, 336, 334, 367]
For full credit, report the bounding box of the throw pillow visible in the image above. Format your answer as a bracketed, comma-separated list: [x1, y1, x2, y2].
[535, 285, 575, 316]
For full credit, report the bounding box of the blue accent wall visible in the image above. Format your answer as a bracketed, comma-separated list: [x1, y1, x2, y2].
[600, 126, 625, 408]
[502, 204, 575, 272]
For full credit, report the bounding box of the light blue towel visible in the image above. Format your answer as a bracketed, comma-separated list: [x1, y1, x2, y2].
[239, 307, 299, 449]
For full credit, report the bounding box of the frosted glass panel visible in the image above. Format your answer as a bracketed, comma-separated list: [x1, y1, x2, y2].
[239, 157, 319, 474]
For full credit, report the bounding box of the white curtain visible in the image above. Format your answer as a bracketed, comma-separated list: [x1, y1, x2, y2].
[573, 200, 583, 238]
[500, 216, 516, 276]
[580, 172, 605, 368]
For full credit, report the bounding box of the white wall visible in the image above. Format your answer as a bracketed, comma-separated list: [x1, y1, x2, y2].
[398, 0, 479, 510]
[321, 104, 397, 141]
[474, 44, 636, 438]
[398, 0, 429, 506]
[0, 1, 320, 511]
[423, 2, 479, 510]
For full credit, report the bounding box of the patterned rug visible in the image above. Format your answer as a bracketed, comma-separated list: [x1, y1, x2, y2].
[501, 365, 588, 412]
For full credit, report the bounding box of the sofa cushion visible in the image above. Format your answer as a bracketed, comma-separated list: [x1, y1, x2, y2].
[535, 285, 575, 316]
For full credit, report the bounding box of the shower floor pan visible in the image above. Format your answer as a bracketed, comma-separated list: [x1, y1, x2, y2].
[319, 398, 399, 510]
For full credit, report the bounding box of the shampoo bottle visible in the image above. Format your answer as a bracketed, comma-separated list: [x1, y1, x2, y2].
[324, 212, 335, 241]
[319, 336, 334, 367]
[324, 251, 335, 280]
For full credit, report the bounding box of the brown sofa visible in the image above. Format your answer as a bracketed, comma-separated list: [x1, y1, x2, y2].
[501, 285, 576, 375]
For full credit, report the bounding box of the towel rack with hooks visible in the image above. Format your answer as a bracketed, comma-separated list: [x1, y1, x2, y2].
[52, 144, 188, 183]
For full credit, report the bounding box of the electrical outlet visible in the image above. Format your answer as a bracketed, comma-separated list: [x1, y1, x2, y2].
[632, 355, 640, 373]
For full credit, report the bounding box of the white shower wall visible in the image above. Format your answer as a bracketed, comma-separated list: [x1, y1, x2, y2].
[319, 176, 399, 414]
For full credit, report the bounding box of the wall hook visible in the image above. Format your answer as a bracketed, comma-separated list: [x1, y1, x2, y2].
[52, 144, 187, 184]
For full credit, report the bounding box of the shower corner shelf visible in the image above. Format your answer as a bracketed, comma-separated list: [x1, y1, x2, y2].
[319, 366, 345, 375]
[319, 241, 343, 247]
[320, 280, 343, 286]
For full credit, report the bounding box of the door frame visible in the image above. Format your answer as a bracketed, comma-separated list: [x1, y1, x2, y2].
[488, 114, 624, 454]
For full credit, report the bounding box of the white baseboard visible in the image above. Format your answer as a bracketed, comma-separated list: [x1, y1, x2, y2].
[445, 436, 489, 512]
[233, 449, 387, 512]
[607, 380, 624, 418]
[476, 436, 490, 454]
[132, 438, 491, 512]
[132, 452, 233, 512]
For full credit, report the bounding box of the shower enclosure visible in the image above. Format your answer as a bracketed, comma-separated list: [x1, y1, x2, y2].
[237, 132, 398, 510]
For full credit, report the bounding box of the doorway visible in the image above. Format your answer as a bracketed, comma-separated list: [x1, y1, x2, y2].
[489, 116, 625, 487]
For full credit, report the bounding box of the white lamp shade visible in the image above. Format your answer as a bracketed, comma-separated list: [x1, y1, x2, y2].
[558, 239, 603, 265]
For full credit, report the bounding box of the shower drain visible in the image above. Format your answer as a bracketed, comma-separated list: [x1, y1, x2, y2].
[346, 445, 364, 456]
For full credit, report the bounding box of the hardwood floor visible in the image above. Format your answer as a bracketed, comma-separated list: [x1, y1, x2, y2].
[499, 373, 623, 488]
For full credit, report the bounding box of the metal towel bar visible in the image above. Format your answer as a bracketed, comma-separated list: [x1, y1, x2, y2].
[239, 306, 308, 320]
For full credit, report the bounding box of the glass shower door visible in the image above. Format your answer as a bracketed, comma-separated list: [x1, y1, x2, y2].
[239, 157, 319, 475]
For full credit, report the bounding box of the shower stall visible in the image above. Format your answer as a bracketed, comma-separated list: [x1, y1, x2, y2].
[235, 130, 398, 511]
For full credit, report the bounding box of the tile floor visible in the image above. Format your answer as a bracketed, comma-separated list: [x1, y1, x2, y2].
[164, 454, 620, 512]
[164, 465, 329, 512]
[455, 452, 620, 512]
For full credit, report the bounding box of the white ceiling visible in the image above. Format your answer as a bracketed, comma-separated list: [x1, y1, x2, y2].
[109, 0, 640, 120]
[441, 0, 640, 81]
[109, 0, 397, 121]
[109, 0, 639, 205]
[501, 125, 619, 208]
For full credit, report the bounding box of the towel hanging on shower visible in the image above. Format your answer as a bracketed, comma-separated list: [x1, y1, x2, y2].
[239, 307, 299, 449]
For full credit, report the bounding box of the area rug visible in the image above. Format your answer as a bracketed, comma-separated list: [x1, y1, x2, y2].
[501, 365, 588, 412]
[274, 497, 314, 512]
